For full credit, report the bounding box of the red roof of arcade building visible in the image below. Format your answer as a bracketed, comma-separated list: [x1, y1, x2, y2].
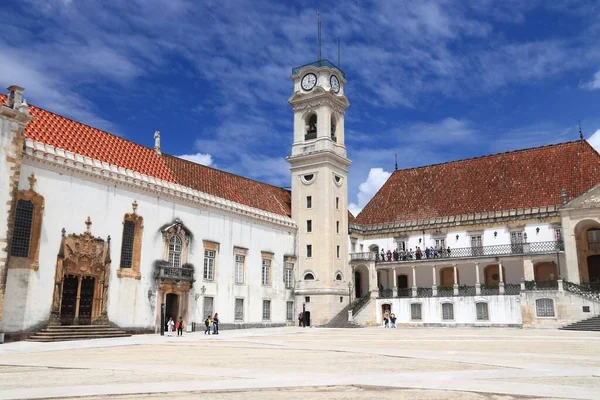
[1, 94, 292, 218]
[355, 140, 600, 226]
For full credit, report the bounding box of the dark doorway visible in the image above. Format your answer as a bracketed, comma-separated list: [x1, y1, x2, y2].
[78, 276, 95, 325]
[587, 255, 600, 283]
[304, 311, 311, 327]
[397, 275, 408, 288]
[165, 293, 179, 321]
[382, 304, 391, 315]
[60, 275, 78, 325]
[354, 270, 362, 298]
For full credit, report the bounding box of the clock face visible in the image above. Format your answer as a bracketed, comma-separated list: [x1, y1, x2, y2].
[301, 73, 317, 91]
[330, 75, 340, 93]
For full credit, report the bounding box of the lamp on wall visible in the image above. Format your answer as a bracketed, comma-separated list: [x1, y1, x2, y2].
[195, 285, 206, 301]
[536, 227, 540, 234]
[494, 231, 497, 238]
[455, 234, 459, 241]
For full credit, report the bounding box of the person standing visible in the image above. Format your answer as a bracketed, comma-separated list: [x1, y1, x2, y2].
[298, 312, 304, 327]
[166, 317, 175, 337]
[204, 316, 212, 335]
[177, 317, 184, 337]
[390, 313, 397, 328]
[213, 313, 219, 335]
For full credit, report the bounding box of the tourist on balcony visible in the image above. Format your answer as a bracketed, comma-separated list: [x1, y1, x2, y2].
[380, 249, 386, 262]
[425, 247, 431, 259]
[166, 317, 175, 337]
[176, 317, 183, 337]
[213, 313, 220, 334]
[432, 246, 438, 258]
[386, 249, 392, 261]
[447, 246, 451, 257]
[416, 247, 422, 260]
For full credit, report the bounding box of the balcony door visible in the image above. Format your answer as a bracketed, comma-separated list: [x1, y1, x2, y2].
[511, 232, 524, 254]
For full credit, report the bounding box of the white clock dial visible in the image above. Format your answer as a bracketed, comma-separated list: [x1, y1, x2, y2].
[330, 75, 340, 93]
[301, 73, 317, 91]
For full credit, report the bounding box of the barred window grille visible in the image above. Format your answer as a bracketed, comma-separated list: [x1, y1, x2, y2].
[286, 301, 294, 321]
[262, 259, 271, 285]
[476, 302, 489, 320]
[235, 254, 245, 284]
[284, 262, 294, 288]
[204, 250, 215, 280]
[410, 303, 422, 320]
[235, 298, 244, 321]
[120, 220, 135, 268]
[536, 298, 555, 317]
[168, 236, 182, 268]
[204, 296, 214, 319]
[10, 200, 33, 258]
[262, 300, 271, 320]
[442, 303, 454, 320]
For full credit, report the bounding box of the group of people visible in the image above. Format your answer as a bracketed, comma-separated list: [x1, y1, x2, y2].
[378, 246, 451, 262]
[166, 316, 184, 336]
[204, 313, 219, 335]
[382, 311, 397, 328]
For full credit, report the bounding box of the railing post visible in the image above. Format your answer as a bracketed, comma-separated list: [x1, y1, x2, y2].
[557, 279, 564, 292]
[453, 264, 458, 295]
[520, 278, 526, 291]
[499, 282, 505, 294]
[347, 309, 353, 322]
[475, 263, 481, 295]
[432, 265, 437, 296]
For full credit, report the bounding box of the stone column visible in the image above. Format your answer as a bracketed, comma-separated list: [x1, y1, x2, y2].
[523, 258, 534, 281]
[368, 263, 378, 299]
[475, 263, 481, 295]
[73, 275, 83, 325]
[432, 265, 438, 296]
[392, 267, 397, 296]
[453, 264, 459, 295]
[499, 261, 505, 294]
[411, 266, 417, 297]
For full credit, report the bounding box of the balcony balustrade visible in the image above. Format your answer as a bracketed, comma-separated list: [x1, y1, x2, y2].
[351, 241, 563, 264]
[154, 260, 195, 283]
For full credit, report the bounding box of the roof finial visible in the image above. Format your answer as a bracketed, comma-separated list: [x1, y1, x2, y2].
[28, 173, 37, 191]
[154, 130, 161, 155]
[394, 153, 398, 171]
[579, 121, 584, 140]
[85, 216, 92, 234]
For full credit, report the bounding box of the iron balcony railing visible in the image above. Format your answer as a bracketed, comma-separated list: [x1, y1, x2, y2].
[154, 260, 195, 282]
[377, 284, 522, 298]
[563, 280, 600, 301]
[351, 241, 564, 264]
[292, 59, 345, 77]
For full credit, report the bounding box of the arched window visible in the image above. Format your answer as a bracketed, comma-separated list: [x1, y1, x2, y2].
[120, 221, 135, 268]
[305, 113, 317, 140]
[330, 114, 337, 142]
[117, 202, 144, 280]
[169, 236, 183, 268]
[335, 273, 342, 281]
[304, 272, 315, 280]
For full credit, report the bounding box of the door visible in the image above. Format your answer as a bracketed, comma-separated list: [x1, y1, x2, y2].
[397, 275, 408, 288]
[78, 276, 95, 325]
[354, 270, 362, 298]
[587, 255, 600, 283]
[165, 293, 179, 322]
[304, 311, 311, 327]
[60, 275, 78, 325]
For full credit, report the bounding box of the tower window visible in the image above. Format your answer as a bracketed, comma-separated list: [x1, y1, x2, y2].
[331, 115, 337, 142]
[307, 196, 312, 209]
[307, 220, 312, 233]
[307, 244, 312, 258]
[336, 221, 340, 233]
[336, 245, 340, 258]
[305, 114, 317, 140]
[335, 197, 340, 210]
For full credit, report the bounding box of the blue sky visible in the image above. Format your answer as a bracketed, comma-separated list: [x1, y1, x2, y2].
[2, 0, 600, 215]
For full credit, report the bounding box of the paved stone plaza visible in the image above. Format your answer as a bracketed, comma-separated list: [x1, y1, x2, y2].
[0, 327, 599, 399]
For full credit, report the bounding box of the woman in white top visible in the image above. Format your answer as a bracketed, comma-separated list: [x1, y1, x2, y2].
[167, 317, 175, 336]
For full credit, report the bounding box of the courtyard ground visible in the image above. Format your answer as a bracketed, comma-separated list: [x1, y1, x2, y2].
[0, 327, 599, 399]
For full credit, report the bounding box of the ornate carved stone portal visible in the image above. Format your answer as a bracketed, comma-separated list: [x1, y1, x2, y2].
[49, 218, 111, 326]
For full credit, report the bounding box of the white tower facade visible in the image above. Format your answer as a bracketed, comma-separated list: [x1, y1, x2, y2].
[287, 61, 351, 326]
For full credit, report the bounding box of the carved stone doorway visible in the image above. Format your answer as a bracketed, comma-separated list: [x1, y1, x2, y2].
[50, 218, 111, 326]
[165, 293, 179, 321]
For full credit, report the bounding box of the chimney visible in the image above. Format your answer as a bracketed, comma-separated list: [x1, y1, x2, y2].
[560, 188, 567, 205]
[154, 130, 161, 155]
[7, 85, 24, 109]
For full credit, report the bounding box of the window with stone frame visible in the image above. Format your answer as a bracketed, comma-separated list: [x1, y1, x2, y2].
[476, 302, 489, 320]
[435, 238, 445, 250]
[8, 176, 44, 271]
[306, 196, 312, 209]
[536, 298, 555, 317]
[204, 250, 216, 281]
[262, 300, 271, 320]
[284, 262, 294, 288]
[410, 303, 422, 320]
[235, 254, 245, 284]
[286, 301, 294, 321]
[169, 236, 183, 268]
[442, 303, 454, 320]
[117, 202, 144, 279]
[204, 296, 214, 318]
[307, 244, 312, 258]
[555, 227, 563, 242]
[262, 258, 271, 286]
[235, 298, 244, 321]
[120, 221, 135, 268]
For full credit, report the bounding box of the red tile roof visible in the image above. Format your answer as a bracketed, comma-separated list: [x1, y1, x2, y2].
[2, 94, 292, 217]
[355, 141, 600, 225]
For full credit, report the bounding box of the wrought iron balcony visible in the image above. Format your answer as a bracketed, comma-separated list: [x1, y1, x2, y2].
[351, 241, 564, 264]
[154, 260, 194, 282]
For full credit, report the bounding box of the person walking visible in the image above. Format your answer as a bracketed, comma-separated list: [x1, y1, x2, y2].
[213, 313, 219, 335]
[166, 317, 175, 337]
[204, 316, 212, 335]
[390, 313, 397, 328]
[177, 317, 184, 337]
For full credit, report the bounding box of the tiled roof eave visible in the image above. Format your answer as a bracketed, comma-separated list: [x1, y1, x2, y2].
[24, 139, 297, 230]
[350, 206, 560, 236]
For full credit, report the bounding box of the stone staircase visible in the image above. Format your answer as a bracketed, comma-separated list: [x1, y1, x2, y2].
[560, 316, 600, 332]
[321, 304, 362, 328]
[27, 325, 130, 342]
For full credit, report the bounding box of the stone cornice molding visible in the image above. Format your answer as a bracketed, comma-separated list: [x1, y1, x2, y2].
[23, 139, 297, 230]
[350, 206, 560, 236]
[290, 97, 348, 115]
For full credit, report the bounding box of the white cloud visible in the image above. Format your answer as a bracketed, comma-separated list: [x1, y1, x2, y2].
[581, 70, 600, 90]
[587, 129, 600, 152]
[349, 168, 392, 216]
[178, 152, 213, 166]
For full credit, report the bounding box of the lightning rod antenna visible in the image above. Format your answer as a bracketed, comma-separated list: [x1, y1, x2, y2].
[338, 37, 341, 68]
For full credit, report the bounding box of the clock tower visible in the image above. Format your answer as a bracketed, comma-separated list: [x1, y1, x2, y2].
[287, 60, 351, 326]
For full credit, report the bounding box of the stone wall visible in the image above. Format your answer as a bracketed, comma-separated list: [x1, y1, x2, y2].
[521, 290, 600, 329]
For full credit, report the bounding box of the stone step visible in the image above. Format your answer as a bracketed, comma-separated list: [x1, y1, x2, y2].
[26, 334, 130, 342]
[33, 330, 127, 337]
[27, 325, 130, 342]
[560, 315, 600, 332]
[44, 325, 113, 330]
